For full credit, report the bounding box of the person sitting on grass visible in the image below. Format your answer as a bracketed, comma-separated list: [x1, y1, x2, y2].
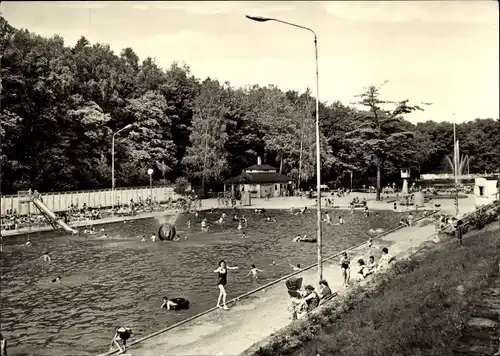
[376, 247, 395, 272]
[297, 285, 321, 313]
[318, 279, 332, 299]
[356, 259, 372, 279]
[368, 255, 377, 272]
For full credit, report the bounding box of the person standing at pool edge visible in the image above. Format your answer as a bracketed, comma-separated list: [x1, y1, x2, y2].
[214, 260, 238, 310]
[340, 251, 350, 287]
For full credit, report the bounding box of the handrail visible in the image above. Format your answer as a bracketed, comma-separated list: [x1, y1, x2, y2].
[103, 210, 438, 355]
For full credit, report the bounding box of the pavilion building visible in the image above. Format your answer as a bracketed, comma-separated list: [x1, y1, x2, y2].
[223, 157, 294, 198]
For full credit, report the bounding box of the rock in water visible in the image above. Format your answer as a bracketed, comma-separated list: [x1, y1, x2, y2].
[158, 223, 176, 241]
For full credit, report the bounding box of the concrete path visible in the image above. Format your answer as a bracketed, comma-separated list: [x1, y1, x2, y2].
[122, 218, 439, 356]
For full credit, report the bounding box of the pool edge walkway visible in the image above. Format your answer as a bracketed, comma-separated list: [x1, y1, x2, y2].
[111, 219, 440, 356]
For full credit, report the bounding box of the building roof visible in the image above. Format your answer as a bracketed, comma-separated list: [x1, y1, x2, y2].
[224, 172, 293, 184]
[245, 164, 277, 171]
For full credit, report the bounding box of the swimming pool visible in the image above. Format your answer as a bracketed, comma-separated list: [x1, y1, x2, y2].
[0, 208, 412, 355]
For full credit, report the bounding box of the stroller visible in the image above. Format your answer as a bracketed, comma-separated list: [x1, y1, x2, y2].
[286, 277, 303, 320]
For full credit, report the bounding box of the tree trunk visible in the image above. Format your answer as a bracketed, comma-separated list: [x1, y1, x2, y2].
[279, 155, 283, 174]
[376, 160, 381, 201]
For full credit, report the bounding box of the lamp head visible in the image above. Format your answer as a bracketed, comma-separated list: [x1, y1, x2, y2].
[245, 15, 273, 22]
[147, 168, 154, 176]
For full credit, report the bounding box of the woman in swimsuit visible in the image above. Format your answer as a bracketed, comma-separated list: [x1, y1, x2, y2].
[340, 251, 350, 287]
[214, 260, 238, 310]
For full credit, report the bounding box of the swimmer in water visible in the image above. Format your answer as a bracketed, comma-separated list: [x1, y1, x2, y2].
[246, 264, 263, 279]
[241, 216, 248, 225]
[161, 296, 178, 310]
[173, 234, 180, 241]
[324, 212, 332, 224]
[103, 233, 108, 239]
[241, 232, 247, 239]
[141, 236, 146, 242]
[186, 220, 192, 229]
[201, 218, 209, 231]
[237, 222, 243, 230]
[39, 252, 51, 263]
[52, 276, 62, 283]
[26, 239, 32, 246]
[150, 234, 157, 242]
[293, 235, 302, 242]
[290, 263, 301, 271]
[221, 212, 227, 219]
[100, 228, 105, 232]
[217, 217, 224, 224]
[364, 206, 370, 218]
[339, 216, 345, 224]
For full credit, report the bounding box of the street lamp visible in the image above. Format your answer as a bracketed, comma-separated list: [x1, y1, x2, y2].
[111, 124, 133, 215]
[246, 15, 324, 280]
[147, 168, 154, 211]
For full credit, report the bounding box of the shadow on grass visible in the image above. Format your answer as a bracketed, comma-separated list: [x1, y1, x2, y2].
[249, 223, 500, 356]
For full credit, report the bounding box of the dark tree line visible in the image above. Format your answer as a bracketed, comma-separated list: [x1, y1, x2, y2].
[1, 17, 498, 198]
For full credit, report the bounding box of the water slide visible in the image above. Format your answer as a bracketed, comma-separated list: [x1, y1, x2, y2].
[32, 198, 78, 234]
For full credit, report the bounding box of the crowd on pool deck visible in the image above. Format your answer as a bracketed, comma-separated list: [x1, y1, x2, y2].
[0, 195, 197, 232]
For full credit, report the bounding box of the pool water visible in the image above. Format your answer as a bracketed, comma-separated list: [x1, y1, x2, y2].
[0, 208, 412, 355]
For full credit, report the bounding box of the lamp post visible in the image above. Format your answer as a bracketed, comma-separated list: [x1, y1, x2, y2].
[246, 15, 323, 280]
[111, 124, 133, 215]
[147, 168, 154, 211]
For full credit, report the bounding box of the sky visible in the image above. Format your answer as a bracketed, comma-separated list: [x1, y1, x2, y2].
[1, 1, 499, 123]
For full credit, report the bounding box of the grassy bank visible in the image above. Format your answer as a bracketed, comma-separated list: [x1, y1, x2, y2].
[247, 223, 500, 356]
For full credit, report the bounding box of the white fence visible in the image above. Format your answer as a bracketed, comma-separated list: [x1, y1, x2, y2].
[1, 186, 181, 215]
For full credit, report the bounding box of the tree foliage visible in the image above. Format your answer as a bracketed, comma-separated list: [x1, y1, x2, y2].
[0, 17, 498, 194]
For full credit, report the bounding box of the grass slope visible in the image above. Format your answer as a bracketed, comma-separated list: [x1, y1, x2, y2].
[253, 224, 500, 356]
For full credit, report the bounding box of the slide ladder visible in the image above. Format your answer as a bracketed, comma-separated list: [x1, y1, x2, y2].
[23, 192, 78, 234]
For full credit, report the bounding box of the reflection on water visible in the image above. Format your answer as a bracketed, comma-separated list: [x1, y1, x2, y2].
[0, 208, 408, 355]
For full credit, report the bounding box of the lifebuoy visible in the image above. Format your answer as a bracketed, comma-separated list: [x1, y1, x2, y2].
[169, 298, 190, 310]
[158, 223, 177, 241]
